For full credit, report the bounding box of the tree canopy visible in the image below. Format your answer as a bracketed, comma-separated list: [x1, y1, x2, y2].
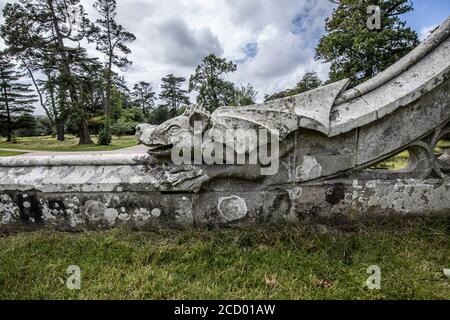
[189, 54, 238, 112]
[315, 0, 419, 87]
[131, 81, 156, 117]
[159, 74, 190, 118]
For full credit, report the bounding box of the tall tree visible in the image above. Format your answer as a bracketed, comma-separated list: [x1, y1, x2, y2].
[159, 74, 190, 118]
[0, 52, 37, 142]
[1, 0, 94, 144]
[265, 71, 322, 102]
[131, 82, 156, 116]
[233, 83, 258, 106]
[91, 0, 136, 143]
[316, 0, 419, 87]
[189, 54, 237, 112]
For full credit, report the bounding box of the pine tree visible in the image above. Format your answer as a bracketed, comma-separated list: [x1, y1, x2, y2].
[131, 82, 156, 116]
[0, 53, 37, 142]
[91, 0, 136, 144]
[159, 74, 190, 118]
[189, 54, 237, 112]
[316, 0, 419, 87]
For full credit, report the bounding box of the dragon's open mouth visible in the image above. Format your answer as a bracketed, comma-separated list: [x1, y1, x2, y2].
[147, 144, 173, 156]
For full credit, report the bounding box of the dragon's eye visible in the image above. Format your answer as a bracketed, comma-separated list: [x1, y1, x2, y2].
[168, 125, 181, 134]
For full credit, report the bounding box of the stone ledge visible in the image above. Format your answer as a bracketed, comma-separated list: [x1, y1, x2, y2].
[0, 154, 151, 167]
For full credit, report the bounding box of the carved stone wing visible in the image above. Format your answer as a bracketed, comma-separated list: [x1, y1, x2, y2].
[211, 79, 350, 140]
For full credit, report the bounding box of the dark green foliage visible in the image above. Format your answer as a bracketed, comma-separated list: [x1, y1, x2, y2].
[98, 127, 112, 145]
[315, 0, 419, 87]
[14, 115, 52, 137]
[111, 107, 146, 136]
[189, 54, 238, 112]
[88, 116, 107, 135]
[131, 82, 156, 116]
[0, 52, 37, 142]
[159, 74, 190, 118]
[150, 105, 171, 125]
[265, 71, 323, 102]
[231, 83, 258, 106]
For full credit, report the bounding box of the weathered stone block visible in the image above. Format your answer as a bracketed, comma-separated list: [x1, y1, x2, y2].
[294, 130, 358, 181]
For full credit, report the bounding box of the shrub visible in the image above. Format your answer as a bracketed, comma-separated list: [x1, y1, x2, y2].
[111, 119, 137, 137]
[98, 128, 112, 146]
[88, 116, 106, 135]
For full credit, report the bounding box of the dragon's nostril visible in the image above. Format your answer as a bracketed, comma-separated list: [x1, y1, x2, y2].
[136, 124, 157, 140]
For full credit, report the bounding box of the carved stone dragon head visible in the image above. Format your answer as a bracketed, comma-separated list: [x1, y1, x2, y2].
[136, 105, 210, 157]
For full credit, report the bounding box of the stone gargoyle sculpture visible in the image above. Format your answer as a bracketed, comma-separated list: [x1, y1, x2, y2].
[136, 79, 350, 192]
[137, 16, 450, 193]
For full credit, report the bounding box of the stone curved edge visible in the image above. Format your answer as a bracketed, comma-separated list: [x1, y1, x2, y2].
[335, 16, 450, 106]
[0, 153, 152, 167]
[329, 32, 450, 137]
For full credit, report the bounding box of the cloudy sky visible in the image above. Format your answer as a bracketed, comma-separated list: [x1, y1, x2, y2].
[0, 0, 449, 115]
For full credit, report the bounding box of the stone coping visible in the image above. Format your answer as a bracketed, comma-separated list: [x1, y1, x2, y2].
[0, 154, 151, 167]
[329, 31, 450, 136]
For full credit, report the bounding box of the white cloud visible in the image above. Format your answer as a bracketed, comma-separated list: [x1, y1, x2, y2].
[419, 25, 438, 41]
[86, 0, 335, 102]
[1, 0, 336, 113]
[150, 18, 223, 67]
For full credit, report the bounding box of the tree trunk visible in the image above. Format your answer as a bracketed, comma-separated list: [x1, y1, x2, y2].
[104, 6, 113, 143]
[80, 120, 93, 144]
[78, 118, 92, 145]
[48, 76, 64, 141]
[1, 77, 12, 142]
[6, 108, 12, 143]
[105, 68, 112, 133]
[56, 119, 65, 141]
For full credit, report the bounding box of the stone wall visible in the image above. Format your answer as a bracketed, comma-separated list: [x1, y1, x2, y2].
[1, 178, 449, 231]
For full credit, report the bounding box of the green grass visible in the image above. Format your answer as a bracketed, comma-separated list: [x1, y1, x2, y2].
[436, 140, 450, 155]
[373, 139, 450, 170]
[1, 218, 449, 300]
[0, 135, 138, 152]
[0, 150, 26, 157]
[373, 151, 409, 170]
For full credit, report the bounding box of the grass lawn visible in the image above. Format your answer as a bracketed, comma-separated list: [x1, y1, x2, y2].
[373, 140, 450, 170]
[0, 151, 26, 157]
[372, 151, 409, 170]
[0, 135, 138, 152]
[0, 218, 449, 300]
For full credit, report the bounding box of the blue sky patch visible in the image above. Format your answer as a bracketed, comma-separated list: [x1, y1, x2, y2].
[243, 43, 258, 58]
